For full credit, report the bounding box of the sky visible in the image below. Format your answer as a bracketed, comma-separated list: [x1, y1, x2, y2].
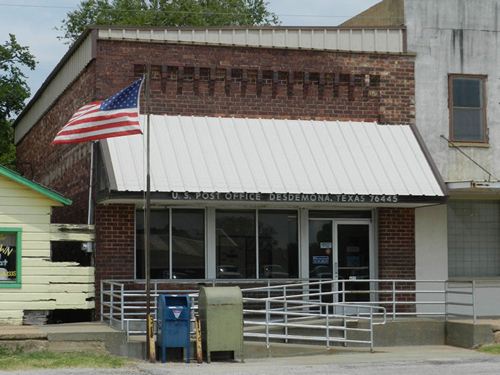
[0, 0, 380, 99]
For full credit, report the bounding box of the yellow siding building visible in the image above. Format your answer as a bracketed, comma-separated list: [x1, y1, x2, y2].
[0, 165, 94, 325]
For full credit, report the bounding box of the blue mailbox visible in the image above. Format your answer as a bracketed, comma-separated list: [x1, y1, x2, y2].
[156, 294, 191, 363]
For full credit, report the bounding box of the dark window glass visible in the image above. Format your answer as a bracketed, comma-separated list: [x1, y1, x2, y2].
[337, 224, 370, 302]
[136, 210, 169, 279]
[309, 220, 333, 279]
[450, 76, 486, 142]
[216, 210, 256, 279]
[172, 209, 205, 279]
[258, 210, 298, 279]
[453, 79, 481, 107]
[453, 109, 484, 141]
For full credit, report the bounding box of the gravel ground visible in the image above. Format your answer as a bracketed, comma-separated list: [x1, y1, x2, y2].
[2, 346, 500, 375]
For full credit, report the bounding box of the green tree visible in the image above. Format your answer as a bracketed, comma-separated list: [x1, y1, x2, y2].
[59, 0, 279, 44]
[0, 34, 36, 169]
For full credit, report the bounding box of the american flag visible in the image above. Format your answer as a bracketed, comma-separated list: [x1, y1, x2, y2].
[52, 78, 143, 144]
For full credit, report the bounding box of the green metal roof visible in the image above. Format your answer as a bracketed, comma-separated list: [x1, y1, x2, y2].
[0, 164, 72, 206]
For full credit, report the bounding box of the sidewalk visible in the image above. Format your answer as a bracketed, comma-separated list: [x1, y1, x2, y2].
[136, 345, 500, 375]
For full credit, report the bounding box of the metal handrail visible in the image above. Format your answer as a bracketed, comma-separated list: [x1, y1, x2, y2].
[100, 277, 498, 338]
[243, 297, 385, 351]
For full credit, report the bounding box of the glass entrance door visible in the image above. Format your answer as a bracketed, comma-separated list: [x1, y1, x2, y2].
[335, 221, 371, 302]
[309, 218, 372, 304]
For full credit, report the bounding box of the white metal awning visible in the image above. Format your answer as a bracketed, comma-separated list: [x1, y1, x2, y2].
[100, 115, 444, 204]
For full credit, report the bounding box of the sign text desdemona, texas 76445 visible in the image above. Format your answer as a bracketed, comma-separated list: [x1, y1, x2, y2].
[168, 192, 399, 204]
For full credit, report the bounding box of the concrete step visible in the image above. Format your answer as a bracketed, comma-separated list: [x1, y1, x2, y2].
[0, 326, 47, 340]
[0, 323, 127, 355]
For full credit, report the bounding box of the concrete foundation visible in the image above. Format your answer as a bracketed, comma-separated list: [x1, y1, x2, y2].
[352, 319, 446, 347]
[446, 320, 497, 348]
[1, 319, 499, 361]
[0, 323, 127, 356]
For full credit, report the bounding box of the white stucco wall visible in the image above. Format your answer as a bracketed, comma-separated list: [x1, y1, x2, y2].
[415, 204, 500, 317]
[415, 204, 448, 314]
[406, 0, 500, 318]
[405, 0, 500, 182]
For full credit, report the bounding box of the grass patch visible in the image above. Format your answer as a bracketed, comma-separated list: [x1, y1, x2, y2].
[478, 344, 500, 355]
[0, 347, 128, 370]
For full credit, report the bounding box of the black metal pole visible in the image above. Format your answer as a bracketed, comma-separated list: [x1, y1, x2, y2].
[144, 66, 155, 362]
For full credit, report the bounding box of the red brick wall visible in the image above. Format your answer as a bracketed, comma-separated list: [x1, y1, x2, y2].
[378, 207, 416, 312]
[16, 62, 97, 223]
[95, 41, 415, 125]
[16, 41, 415, 225]
[378, 207, 415, 279]
[13, 38, 418, 321]
[95, 204, 136, 280]
[94, 204, 135, 317]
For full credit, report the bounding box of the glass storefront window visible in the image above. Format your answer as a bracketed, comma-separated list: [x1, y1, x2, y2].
[216, 210, 256, 279]
[140, 208, 285, 280]
[172, 209, 205, 279]
[136, 210, 170, 279]
[259, 210, 298, 278]
[136, 209, 205, 279]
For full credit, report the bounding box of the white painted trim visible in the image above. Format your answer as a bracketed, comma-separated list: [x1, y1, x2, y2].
[447, 181, 500, 190]
[371, 209, 378, 280]
[168, 208, 172, 278]
[255, 209, 259, 279]
[206, 208, 216, 279]
[299, 208, 309, 279]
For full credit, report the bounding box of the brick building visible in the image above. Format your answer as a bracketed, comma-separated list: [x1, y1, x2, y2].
[13, 26, 444, 318]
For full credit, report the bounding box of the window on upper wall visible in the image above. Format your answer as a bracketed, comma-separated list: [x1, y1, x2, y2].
[449, 75, 487, 143]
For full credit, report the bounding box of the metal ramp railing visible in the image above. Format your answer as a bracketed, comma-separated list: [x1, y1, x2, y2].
[243, 297, 386, 351]
[100, 278, 496, 344]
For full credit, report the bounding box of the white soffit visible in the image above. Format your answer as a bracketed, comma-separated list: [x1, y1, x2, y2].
[103, 116, 444, 197]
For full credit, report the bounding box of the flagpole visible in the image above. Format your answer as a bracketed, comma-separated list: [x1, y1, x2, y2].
[87, 141, 94, 225]
[86, 141, 95, 258]
[144, 66, 155, 362]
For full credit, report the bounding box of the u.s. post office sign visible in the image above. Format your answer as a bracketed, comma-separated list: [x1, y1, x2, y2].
[167, 192, 400, 203]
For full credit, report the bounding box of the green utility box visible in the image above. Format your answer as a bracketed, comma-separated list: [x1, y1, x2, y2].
[198, 286, 244, 362]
